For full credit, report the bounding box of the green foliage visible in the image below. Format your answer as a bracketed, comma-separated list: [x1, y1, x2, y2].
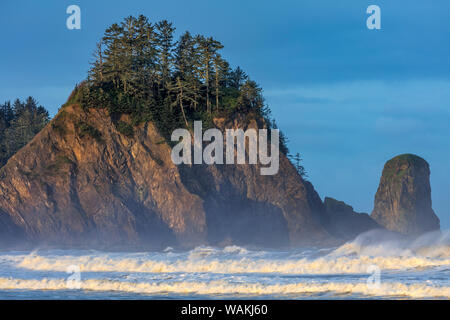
[63, 84, 85, 108]
[75, 121, 104, 144]
[115, 121, 134, 138]
[156, 139, 166, 145]
[382, 154, 427, 188]
[289, 152, 307, 178]
[67, 15, 290, 156]
[389, 154, 425, 166]
[51, 122, 66, 136]
[51, 110, 72, 136]
[0, 97, 50, 167]
[45, 155, 73, 173]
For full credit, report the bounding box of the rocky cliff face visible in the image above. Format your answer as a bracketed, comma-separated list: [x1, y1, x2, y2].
[323, 197, 381, 240]
[371, 154, 440, 235]
[0, 208, 25, 249]
[0, 104, 332, 249]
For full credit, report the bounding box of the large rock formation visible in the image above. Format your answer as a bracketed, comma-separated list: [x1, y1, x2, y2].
[371, 154, 440, 235]
[323, 197, 381, 240]
[0, 104, 332, 249]
[0, 208, 26, 249]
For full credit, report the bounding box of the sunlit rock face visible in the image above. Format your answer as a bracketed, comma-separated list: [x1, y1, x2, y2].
[371, 154, 440, 235]
[0, 104, 331, 249]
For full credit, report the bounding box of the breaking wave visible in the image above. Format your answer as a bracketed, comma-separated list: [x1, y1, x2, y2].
[11, 231, 450, 275]
[14, 253, 450, 275]
[0, 277, 448, 299]
[0, 230, 449, 298]
[332, 229, 450, 259]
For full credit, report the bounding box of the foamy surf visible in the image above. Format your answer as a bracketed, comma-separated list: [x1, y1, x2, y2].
[13, 242, 450, 275]
[0, 230, 449, 299]
[12, 252, 450, 275]
[0, 277, 448, 299]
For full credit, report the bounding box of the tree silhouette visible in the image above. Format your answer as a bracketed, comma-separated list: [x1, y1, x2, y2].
[78, 15, 291, 154]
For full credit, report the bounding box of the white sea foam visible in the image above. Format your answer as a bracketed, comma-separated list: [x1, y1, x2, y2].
[0, 277, 447, 299]
[331, 229, 450, 259]
[1, 230, 448, 298]
[12, 250, 450, 276]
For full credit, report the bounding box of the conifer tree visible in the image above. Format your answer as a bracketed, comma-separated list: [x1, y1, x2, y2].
[290, 153, 307, 178]
[174, 31, 201, 111]
[169, 76, 197, 128]
[78, 15, 294, 158]
[213, 51, 225, 112]
[155, 20, 175, 86]
[0, 97, 49, 167]
[102, 22, 124, 89]
[229, 66, 248, 90]
[90, 42, 104, 83]
[196, 36, 223, 114]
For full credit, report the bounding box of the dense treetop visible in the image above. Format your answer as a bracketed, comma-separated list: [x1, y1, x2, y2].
[0, 97, 50, 167]
[69, 15, 289, 153]
[0, 16, 308, 176]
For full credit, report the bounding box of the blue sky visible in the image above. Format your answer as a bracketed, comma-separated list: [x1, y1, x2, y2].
[0, 0, 449, 227]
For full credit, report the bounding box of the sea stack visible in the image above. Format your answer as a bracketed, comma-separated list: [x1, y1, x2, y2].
[371, 154, 440, 235]
[0, 104, 331, 248]
[323, 197, 380, 240]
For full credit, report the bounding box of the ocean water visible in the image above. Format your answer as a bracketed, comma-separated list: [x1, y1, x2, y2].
[0, 229, 449, 299]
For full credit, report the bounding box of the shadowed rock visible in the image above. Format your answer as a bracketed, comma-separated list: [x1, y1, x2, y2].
[323, 197, 381, 240]
[371, 154, 440, 235]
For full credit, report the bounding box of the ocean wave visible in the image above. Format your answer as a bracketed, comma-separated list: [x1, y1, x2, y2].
[0, 277, 448, 299]
[11, 252, 450, 275]
[331, 229, 450, 258]
[2, 231, 448, 276]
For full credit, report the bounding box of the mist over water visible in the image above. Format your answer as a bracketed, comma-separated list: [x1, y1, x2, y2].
[0, 229, 448, 299]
